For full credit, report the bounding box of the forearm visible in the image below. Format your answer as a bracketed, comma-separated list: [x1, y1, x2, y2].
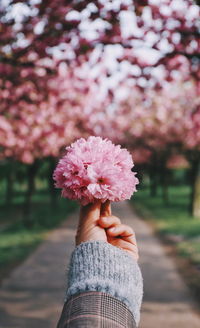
[59, 241, 143, 327]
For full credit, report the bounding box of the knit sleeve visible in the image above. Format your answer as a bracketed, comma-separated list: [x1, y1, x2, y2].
[66, 241, 143, 326]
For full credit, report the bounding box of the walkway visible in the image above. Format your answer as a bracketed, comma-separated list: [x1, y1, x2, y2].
[0, 201, 199, 327]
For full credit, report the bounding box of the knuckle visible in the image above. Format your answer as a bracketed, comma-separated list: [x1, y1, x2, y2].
[112, 216, 121, 224]
[124, 225, 133, 234]
[127, 226, 134, 233]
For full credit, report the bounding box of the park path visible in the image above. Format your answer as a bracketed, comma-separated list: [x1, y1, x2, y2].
[0, 201, 200, 328]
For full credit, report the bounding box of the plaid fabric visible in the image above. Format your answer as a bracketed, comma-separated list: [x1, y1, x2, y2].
[57, 291, 136, 328]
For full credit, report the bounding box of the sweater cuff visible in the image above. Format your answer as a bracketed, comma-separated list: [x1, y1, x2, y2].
[66, 241, 143, 326]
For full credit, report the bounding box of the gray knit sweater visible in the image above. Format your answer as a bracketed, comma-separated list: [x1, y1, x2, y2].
[66, 241, 143, 326]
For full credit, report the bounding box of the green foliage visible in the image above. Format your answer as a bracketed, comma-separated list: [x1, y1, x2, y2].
[0, 179, 77, 276]
[0, 226, 43, 268]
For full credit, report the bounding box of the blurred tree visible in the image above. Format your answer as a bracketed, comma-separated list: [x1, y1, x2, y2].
[0, 0, 199, 96]
[103, 80, 199, 214]
[0, 0, 199, 218]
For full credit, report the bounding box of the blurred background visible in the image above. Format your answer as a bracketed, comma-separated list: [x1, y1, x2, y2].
[0, 0, 200, 327]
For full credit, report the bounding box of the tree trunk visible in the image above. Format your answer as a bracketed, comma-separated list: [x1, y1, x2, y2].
[149, 169, 158, 197]
[5, 161, 14, 206]
[48, 158, 57, 208]
[190, 157, 200, 218]
[160, 159, 169, 205]
[23, 161, 38, 226]
[149, 153, 158, 197]
[161, 175, 169, 205]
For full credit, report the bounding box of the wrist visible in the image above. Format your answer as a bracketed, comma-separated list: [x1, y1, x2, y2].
[66, 241, 143, 326]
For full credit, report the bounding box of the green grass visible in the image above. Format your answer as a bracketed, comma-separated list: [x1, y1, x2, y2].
[178, 240, 200, 266]
[0, 226, 43, 269]
[132, 185, 200, 266]
[0, 181, 77, 278]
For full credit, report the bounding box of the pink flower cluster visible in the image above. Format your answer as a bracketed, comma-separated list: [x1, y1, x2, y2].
[53, 136, 139, 205]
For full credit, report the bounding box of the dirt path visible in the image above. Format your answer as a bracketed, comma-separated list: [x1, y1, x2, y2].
[116, 201, 200, 328]
[0, 201, 199, 327]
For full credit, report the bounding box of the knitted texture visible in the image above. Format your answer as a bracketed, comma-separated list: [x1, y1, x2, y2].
[66, 241, 143, 326]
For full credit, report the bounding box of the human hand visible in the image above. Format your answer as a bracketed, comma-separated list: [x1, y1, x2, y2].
[76, 200, 138, 261]
[76, 200, 107, 245]
[98, 216, 138, 261]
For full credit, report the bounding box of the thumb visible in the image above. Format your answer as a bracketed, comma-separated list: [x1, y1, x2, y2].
[79, 200, 101, 225]
[101, 200, 111, 217]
